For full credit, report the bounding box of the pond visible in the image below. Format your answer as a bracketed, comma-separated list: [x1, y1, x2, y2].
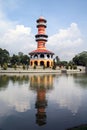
[0, 73, 87, 130]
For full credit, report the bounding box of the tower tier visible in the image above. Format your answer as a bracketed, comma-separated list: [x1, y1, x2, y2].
[35, 34, 48, 42]
[37, 22, 46, 28]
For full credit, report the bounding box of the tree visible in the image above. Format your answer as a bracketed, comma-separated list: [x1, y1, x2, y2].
[55, 56, 60, 65]
[73, 51, 87, 66]
[0, 48, 10, 66]
[20, 55, 30, 65]
[60, 61, 68, 66]
[10, 54, 19, 65]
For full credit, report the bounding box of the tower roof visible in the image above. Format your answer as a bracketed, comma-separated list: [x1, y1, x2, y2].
[29, 49, 54, 55]
[37, 16, 47, 23]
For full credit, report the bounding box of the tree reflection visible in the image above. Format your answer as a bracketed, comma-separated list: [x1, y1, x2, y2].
[29, 74, 54, 126]
[0, 75, 29, 90]
[10, 75, 29, 84]
[0, 75, 9, 91]
[73, 74, 87, 88]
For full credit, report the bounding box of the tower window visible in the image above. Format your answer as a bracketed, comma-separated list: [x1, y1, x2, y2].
[40, 54, 44, 58]
[31, 61, 33, 66]
[34, 54, 38, 58]
[47, 54, 50, 58]
[40, 61, 44, 66]
[34, 61, 38, 66]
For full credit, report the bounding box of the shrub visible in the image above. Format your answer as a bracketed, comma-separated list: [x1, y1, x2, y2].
[65, 65, 69, 69]
[70, 65, 73, 69]
[52, 64, 56, 70]
[73, 65, 77, 70]
[13, 64, 17, 70]
[33, 64, 36, 69]
[3, 63, 8, 70]
[23, 64, 26, 70]
[43, 65, 45, 69]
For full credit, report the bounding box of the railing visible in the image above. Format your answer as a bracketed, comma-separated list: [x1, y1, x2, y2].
[37, 22, 47, 27]
[36, 37, 47, 41]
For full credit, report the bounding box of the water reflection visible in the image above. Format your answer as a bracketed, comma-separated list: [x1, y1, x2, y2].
[0, 75, 9, 91]
[49, 74, 83, 115]
[0, 74, 87, 130]
[73, 74, 87, 87]
[0, 75, 31, 113]
[0, 75, 29, 91]
[30, 75, 54, 126]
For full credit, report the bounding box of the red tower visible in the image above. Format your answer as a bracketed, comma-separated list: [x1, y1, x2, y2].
[35, 17, 48, 50]
[29, 16, 54, 67]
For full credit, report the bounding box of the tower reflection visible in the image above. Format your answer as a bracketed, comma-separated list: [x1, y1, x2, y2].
[30, 74, 54, 126]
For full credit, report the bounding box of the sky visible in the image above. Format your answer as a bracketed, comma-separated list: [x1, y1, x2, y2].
[0, 0, 87, 61]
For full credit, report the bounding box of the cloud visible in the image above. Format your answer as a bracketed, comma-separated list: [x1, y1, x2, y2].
[0, 25, 36, 54]
[47, 23, 83, 60]
[0, 1, 36, 55]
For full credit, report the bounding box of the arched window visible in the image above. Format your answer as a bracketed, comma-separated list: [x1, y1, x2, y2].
[31, 61, 33, 66]
[40, 61, 44, 66]
[47, 61, 50, 67]
[34, 61, 38, 66]
[34, 54, 38, 58]
[47, 54, 50, 58]
[40, 54, 44, 58]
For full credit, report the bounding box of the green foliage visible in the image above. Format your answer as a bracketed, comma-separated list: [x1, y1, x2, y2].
[60, 61, 68, 66]
[73, 51, 87, 66]
[73, 65, 77, 70]
[23, 64, 26, 70]
[65, 65, 69, 69]
[52, 63, 56, 70]
[43, 65, 45, 69]
[13, 64, 17, 70]
[33, 64, 36, 69]
[70, 65, 73, 69]
[55, 56, 60, 65]
[10, 54, 19, 65]
[3, 63, 8, 70]
[10, 53, 30, 66]
[0, 48, 10, 66]
[52, 59, 56, 70]
[20, 55, 30, 65]
[52, 65, 56, 70]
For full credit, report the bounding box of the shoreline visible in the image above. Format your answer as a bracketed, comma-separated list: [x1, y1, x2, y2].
[0, 67, 86, 74]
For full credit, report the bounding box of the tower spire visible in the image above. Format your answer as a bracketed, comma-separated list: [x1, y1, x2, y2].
[35, 17, 48, 49]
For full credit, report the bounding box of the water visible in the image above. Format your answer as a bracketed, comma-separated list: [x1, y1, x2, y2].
[0, 73, 87, 130]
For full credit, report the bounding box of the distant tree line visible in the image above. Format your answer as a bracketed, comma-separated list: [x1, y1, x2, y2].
[0, 48, 30, 69]
[73, 51, 87, 66]
[54, 51, 87, 68]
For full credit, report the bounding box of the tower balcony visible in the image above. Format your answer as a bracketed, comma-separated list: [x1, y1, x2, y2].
[35, 34, 48, 42]
[37, 22, 47, 28]
[37, 17, 47, 23]
[36, 37, 48, 42]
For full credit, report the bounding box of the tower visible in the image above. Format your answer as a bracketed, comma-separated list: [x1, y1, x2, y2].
[29, 16, 54, 68]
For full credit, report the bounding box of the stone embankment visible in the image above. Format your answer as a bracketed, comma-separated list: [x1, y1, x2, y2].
[0, 68, 61, 74]
[0, 66, 86, 74]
